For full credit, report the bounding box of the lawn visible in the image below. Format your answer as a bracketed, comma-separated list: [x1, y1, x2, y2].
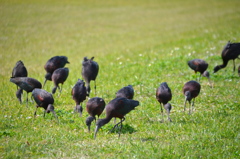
[0, 0, 239, 158]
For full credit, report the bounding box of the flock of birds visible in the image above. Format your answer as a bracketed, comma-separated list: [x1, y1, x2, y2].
[9, 41, 240, 139]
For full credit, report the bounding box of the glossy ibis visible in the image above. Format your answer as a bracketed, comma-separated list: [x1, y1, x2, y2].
[10, 77, 42, 106]
[156, 82, 172, 122]
[214, 41, 240, 73]
[188, 59, 212, 87]
[94, 97, 139, 139]
[11, 60, 28, 104]
[51, 67, 69, 95]
[32, 88, 58, 121]
[81, 57, 99, 96]
[12, 60, 28, 78]
[183, 80, 201, 114]
[71, 79, 87, 116]
[86, 97, 106, 132]
[43, 56, 69, 88]
[116, 85, 134, 99]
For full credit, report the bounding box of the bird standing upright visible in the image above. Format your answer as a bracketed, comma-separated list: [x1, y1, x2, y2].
[10, 77, 42, 106]
[51, 67, 69, 95]
[86, 97, 106, 132]
[94, 97, 140, 139]
[156, 82, 172, 122]
[71, 79, 87, 116]
[81, 57, 99, 96]
[188, 59, 212, 87]
[214, 41, 240, 74]
[43, 56, 69, 88]
[116, 85, 134, 99]
[12, 60, 28, 78]
[183, 80, 201, 114]
[11, 60, 28, 104]
[32, 88, 58, 121]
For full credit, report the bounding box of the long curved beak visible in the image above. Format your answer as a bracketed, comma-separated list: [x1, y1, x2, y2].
[94, 126, 100, 139]
[51, 110, 59, 123]
[43, 79, 47, 88]
[88, 125, 91, 132]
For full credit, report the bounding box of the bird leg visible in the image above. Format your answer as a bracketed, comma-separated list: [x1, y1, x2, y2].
[34, 106, 38, 117]
[160, 103, 164, 122]
[197, 73, 202, 82]
[118, 118, 125, 138]
[188, 101, 191, 115]
[111, 117, 125, 133]
[26, 93, 29, 107]
[94, 80, 97, 96]
[233, 59, 236, 72]
[58, 85, 62, 97]
[191, 98, 195, 114]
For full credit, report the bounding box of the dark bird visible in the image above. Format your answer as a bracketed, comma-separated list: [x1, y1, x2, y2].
[51, 67, 69, 95]
[71, 79, 87, 116]
[183, 80, 201, 114]
[43, 56, 69, 88]
[32, 88, 58, 121]
[81, 57, 99, 96]
[86, 97, 106, 132]
[10, 77, 42, 106]
[116, 85, 134, 99]
[156, 82, 172, 122]
[94, 97, 139, 139]
[12, 60, 28, 103]
[188, 59, 212, 87]
[12, 60, 28, 78]
[214, 41, 240, 73]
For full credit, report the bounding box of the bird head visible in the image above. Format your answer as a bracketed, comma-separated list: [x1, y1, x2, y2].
[164, 103, 172, 112]
[202, 71, 210, 78]
[46, 104, 58, 122]
[213, 65, 221, 73]
[45, 73, 52, 81]
[86, 116, 95, 132]
[184, 91, 191, 101]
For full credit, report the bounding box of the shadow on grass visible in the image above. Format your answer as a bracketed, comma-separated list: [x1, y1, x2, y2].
[108, 124, 137, 135]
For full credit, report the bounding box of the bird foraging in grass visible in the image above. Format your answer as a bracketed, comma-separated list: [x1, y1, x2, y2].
[51, 67, 69, 95]
[214, 41, 240, 74]
[10, 77, 42, 106]
[32, 88, 58, 121]
[156, 82, 172, 122]
[11, 60, 28, 104]
[183, 80, 201, 114]
[86, 97, 105, 132]
[94, 97, 139, 139]
[188, 59, 212, 87]
[43, 56, 69, 88]
[81, 57, 99, 96]
[71, 79, 87, 116]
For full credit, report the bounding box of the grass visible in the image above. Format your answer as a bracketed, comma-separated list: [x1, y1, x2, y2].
[0, 0, 240, 158]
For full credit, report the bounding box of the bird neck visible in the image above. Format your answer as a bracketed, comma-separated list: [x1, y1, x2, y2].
[100, 117, 112, 126]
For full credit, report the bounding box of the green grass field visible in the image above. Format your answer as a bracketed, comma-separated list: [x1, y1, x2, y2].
[1, 0, 239, 158]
